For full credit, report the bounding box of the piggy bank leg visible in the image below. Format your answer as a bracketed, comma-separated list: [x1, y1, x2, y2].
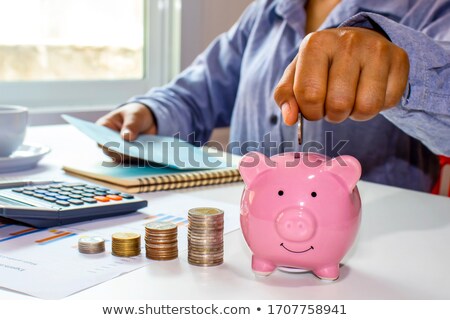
[313, 265, 340, 281]
[252, 255, 276, 276]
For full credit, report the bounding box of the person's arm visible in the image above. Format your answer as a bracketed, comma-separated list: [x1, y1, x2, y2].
[339, 10, 450, 156]
[124, 2, 260, 145]
[274, 2, 449, 157]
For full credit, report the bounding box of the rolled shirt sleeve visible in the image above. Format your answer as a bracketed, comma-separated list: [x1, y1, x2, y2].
[340, 10, 450, 156]
[126, 2, 259, 145]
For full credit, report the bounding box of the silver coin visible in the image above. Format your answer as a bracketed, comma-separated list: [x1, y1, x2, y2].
[78, 236, 105, 245]
[78, 236, 106, 254]
[188, 207, 224, 218]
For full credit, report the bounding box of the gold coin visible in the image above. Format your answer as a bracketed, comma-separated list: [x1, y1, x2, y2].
[112, 232, 141, 240]
[111, 232, 141, 257]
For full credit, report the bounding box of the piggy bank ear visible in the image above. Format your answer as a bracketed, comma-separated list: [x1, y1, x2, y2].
[324, 155, 361, 192]
[239, 152, 274, 187]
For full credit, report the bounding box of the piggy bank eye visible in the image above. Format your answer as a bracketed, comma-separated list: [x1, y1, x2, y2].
[278, 190, 284, 196]
[311, 192, 317, 198]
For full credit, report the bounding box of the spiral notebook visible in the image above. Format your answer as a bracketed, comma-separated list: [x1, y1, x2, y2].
[63, 160, 242, 193]
[62, 115, 242, 193]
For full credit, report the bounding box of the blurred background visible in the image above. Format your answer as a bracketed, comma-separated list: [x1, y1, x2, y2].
[0, 0, 252, 115]
[0, 0, 144, 81]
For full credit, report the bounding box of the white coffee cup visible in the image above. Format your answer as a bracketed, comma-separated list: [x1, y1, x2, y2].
[0, 105, 28, 157]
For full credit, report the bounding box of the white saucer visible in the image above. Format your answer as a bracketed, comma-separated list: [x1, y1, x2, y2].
[0, 145, 51, 173]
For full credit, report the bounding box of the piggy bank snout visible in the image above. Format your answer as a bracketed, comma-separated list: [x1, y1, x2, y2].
[276, 209, 316, 242]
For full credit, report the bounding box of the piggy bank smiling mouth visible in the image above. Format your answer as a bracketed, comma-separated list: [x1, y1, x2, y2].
[280, 243, 314, 254]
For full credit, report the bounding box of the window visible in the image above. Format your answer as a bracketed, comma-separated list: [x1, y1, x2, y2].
[0, 0, 144, 82]
[0, 0, 181, 108]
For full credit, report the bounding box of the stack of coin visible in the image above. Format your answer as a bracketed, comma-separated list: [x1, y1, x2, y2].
[111, 232, 141, 257]
[78, 236, 105, 254]
[188, 207, 224, 267]
[145, 222, 178, 260]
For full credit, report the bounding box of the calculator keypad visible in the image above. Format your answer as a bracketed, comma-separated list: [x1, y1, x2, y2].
[12, 183, 134, 207]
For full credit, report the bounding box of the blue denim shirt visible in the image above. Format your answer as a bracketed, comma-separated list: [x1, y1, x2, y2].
[128, 0, 450, 192]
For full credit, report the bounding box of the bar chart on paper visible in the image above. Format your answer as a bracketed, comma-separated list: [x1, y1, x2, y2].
[0, 225, 41, 242]
[0, 213, 188, 245]
[0, 193, 241, 299]
[0, 226, 77, 245]
[35, 230, 78, 245]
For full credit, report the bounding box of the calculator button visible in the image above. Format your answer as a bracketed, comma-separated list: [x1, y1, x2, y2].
[56, 200, 70, 207]
[24, 187, 37, 191]
[58, 191, 71, 196]
[62, 183, 86, 188]
[106, 195, 122, 201]
[45, 192, 59, 197]
[23, 191, 34, 196]
[73, 186, 85, 190]
[69, 194, 83, 199]
[56, 195, 70, 200]
[107, 191, 121, 195]
[34, 190, 48, 194]
[94, 196, 110, 202]
[44, 197, 56, 202]
[82, 198, 97, 204]
[95, 187, 109, 192]
[94, 192, 107, 196]
[119, 193, 134, 199]
[12, 188, 24, 193]
[48, 188, 60, 193]
[51, 184, 63, 188]
[82, 193, 95, 198]
[36, 185, 50, 190]
[84, 189, 96, 193]
[32, 193, 45, 199]
[71, 190, 84, 194]
[60, 187, 73, 192]
[68, 199, 84, 205]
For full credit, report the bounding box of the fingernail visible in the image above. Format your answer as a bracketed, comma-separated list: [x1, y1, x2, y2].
[121, 129, 131, 139]
[281, 102, 291, 117]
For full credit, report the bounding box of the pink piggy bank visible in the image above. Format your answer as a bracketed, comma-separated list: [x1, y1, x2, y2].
[239, 152, 362, 281]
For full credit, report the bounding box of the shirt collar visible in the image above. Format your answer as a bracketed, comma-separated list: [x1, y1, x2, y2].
[272, 0, 307, 34]
[271, 0, 409, 34]
[344, 0, 411, 18]
[345, 0, 409, 21]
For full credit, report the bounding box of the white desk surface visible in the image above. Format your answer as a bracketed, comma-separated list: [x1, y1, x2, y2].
[0, 124, 449, 300]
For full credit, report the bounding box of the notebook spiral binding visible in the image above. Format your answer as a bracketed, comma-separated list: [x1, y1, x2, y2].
[136, 169, 242, 193]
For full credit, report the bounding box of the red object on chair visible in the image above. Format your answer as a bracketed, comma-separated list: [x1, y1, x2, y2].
[432, 156, 450, 197]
